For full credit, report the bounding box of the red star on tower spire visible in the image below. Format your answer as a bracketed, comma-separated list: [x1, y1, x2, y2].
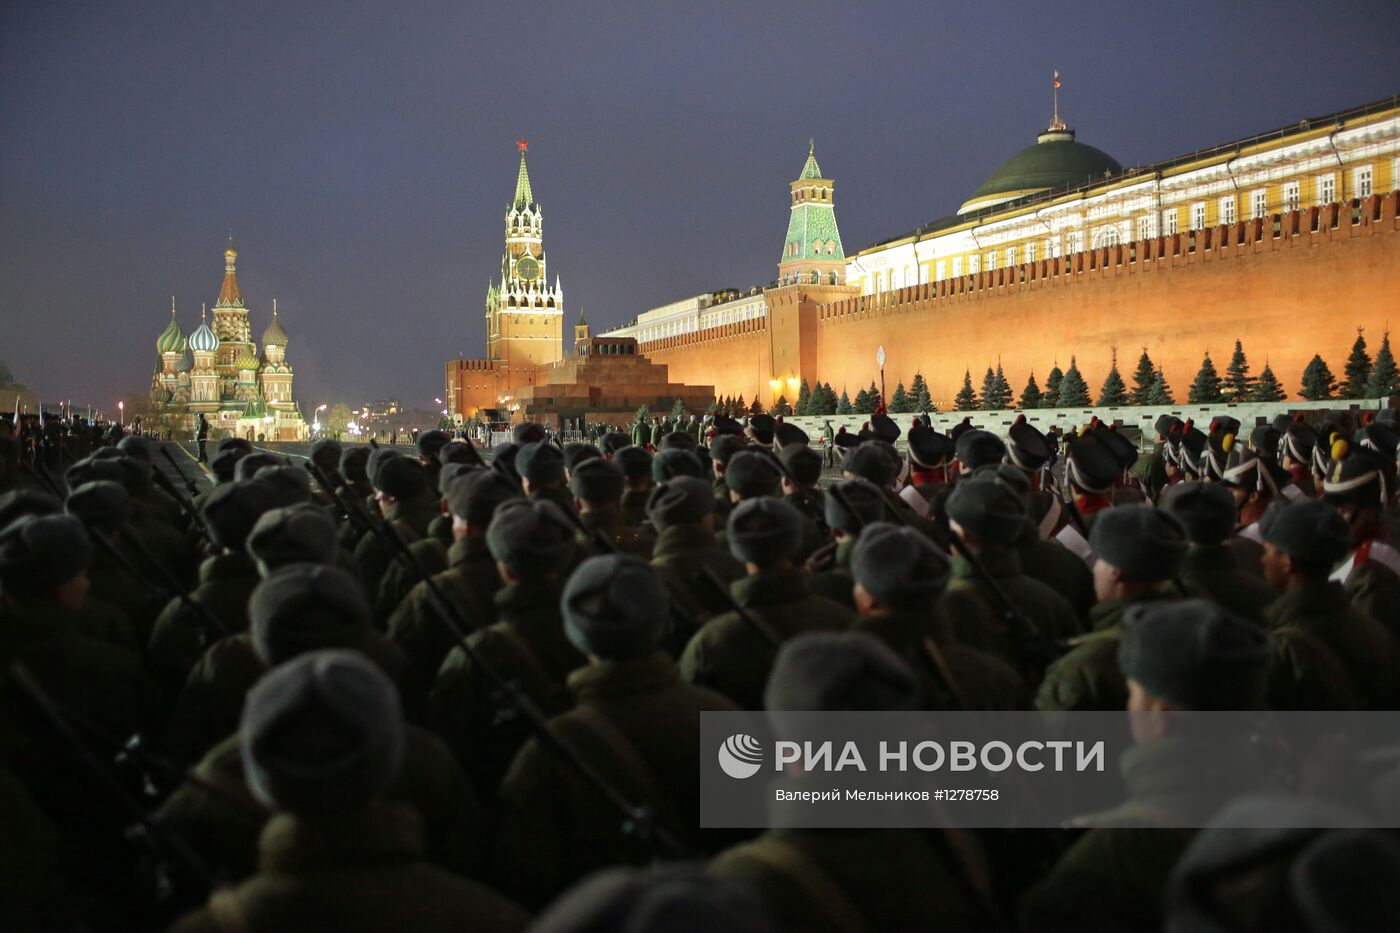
[516, 138, 529, 153]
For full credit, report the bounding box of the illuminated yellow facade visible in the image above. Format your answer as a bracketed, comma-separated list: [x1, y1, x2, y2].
[848, 99, 1400, 295]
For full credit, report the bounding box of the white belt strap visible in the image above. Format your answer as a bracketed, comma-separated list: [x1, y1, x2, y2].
[1055, 524, 1096, 566]
[899, 484, 931, 517]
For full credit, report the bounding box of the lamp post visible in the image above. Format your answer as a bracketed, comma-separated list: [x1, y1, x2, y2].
[118, 400, 124, 427]
[876, 345, 887, 410]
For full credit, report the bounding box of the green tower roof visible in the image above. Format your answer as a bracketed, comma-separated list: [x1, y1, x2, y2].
[514, 152, 534, 208]
[798, 140, 823, 179]
[781, 142, 844, 264]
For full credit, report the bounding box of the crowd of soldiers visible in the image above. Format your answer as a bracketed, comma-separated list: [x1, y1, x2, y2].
[3, 401, 1400, 931]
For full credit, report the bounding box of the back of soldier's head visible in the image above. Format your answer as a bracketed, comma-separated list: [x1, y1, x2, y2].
[651, 448, 705, 483]
[765, 631, 921, 712]
[201, 479, 279, 552]
[726, 497, 802, 568]
[570, 458, 626, 504]
[0, 513, 92, 600]
[562, 554, 667, 661]
[724, 450, 782, 500]
[445, 469, 523, 528]
[248, 564, 372, 666]
[487, 499, 576, 580]
[247, 504, 340, 576]
[646, 477, 714, 530]
[851, 522, 951, 610]
[242, 649, 404, 818]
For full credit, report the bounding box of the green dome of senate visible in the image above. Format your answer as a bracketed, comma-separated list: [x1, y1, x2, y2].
[959, 126, 1122, 215]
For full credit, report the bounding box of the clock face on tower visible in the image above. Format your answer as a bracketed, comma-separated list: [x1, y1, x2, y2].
[516, 256, 539, 281]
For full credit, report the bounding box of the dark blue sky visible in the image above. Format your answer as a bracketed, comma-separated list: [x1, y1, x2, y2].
[3, 0, 1397, 411]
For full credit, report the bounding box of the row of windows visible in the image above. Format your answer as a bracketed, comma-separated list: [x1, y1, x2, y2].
[785, 240, 839, 257]
[864, 159, 1393, 295]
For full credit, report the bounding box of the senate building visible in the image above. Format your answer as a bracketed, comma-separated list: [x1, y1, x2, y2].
[148, 242, 307, 440]
[448, 93, 1400, 422]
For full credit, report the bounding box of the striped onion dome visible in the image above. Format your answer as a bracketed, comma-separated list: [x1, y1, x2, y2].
[156, 309, 186, 354]
[188, 318, 220, 353]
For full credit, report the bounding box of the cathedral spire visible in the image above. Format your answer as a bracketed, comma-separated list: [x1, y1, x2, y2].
[216, 239, 243, 308]
[513, 139, 534, 208]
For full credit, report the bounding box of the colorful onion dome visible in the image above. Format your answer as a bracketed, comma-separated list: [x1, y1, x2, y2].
[189, 303, 219, 353]
[188, 320, 219, 353]
[262, 304, 288, 347]
[156, 303, 187, 354]
[235, 347, 260, 371]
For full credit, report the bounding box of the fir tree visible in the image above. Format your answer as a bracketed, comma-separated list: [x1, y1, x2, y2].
[978, 366, 999, 411]
[1042, 365, 1064, 409]
[670, 398, 687, 419]
[1057, 356, 1092, 407]
[1130, 348, 1156, 405]
[954, 370, 979, 411]
[1252, 363, 1286, 402]
[1366, 330, 1399, 399]
[1187, 352, 1223, 404]
[1145, 368, 1175, 405]
[795, 378, 811, 415]
[853, 387, 871, 414]
[748, 397, 762, 417]
[1223, 339, 1254, 402]
[912, 372, 933, 412]
[1019, 371, 1043, 410]
[1300, 355, 1337, 401]
[818, 382, 837, 415]
[993, 363, 1013, 410]
[735, 394, 746, 414]
[867, 381, 881, 412]
[889, 381, 910, 413]
[806, 383, 824, 415]
[773, 394, 792, 416]
[1098, 350, 1128, 406]
[836, 389, 852, 415]
[1342, 328, 1370, 399]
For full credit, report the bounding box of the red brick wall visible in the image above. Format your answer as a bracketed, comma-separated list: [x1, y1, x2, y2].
[629, 194, 1400, 408]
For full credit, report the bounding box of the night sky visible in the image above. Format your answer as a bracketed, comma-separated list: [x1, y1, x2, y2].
[4, 0, 1398, 413]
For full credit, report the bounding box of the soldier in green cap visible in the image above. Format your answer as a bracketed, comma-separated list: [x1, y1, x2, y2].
[1259, 498, 1396, 708]
[942, 474, 1081, 681]
[1022, 599, 1271, 933]
[517, 440, 576, 517]
[1036, 505, 1187, 711]
[147, 479, 280, 699]
[708, 434, 748, 522]
[429, 498, 583, 793]
[679, 497, 853, 709]
[167, 651, 526, 933]
[851, 522, 1023, 709]
[806, 477, 888, 609]
[494, 554, 738, 907]
[570, 457, 654, 557]
[388, 469, 521, 695]
[613, 446, 655, 526]
[646, 476, 745, 653]
[711, 632, 1003, 933]
[163, 564, 413, 766]
[353, 456, 440, 600]
[1161, 481, 1276, 621]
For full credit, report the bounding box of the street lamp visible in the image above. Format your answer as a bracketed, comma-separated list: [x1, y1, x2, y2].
[876, 345, 887, 409]
[118, 400, 124, 426]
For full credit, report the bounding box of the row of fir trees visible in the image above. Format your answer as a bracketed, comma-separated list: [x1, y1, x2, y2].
[708, 329, 1398, 417]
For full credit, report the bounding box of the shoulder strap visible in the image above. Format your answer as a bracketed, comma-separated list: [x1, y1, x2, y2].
[731, 837, 872, 933]
[920, 637, 968, 711]
[493, 623, 554, 684]
[567, 705, 673, 823]
[205, 887, 250, 933]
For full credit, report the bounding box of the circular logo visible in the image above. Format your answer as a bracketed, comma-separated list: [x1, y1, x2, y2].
[718, 733, 764, 780]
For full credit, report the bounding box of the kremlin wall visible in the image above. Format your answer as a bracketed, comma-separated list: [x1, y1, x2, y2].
[450, 96, 1400, 423]
[640, 194, 1400, 409]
